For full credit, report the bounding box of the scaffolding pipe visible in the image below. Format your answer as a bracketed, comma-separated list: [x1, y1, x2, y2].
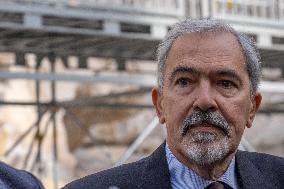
[115, 117, 159, 166]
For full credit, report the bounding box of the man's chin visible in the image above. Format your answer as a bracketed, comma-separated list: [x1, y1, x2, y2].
[182, 138, 230, 166]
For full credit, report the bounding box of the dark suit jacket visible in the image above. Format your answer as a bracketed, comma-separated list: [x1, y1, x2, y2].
[0, 161, 44, 189]
[63, 143, 284, 189]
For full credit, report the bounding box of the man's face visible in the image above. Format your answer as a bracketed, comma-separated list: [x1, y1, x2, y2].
[152, 32, 262, 165]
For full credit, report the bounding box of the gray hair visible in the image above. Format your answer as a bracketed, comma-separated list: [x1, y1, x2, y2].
[157, 18, 261, 96]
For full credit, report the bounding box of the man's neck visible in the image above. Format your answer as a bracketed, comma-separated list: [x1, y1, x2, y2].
[168, 145, 237, 180]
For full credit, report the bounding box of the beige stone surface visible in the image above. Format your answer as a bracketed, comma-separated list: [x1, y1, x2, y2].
[1, 54, 284, 189]
[244, 113, 284, 157]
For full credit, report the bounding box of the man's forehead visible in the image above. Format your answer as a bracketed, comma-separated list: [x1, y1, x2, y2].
[163, 31, 248, 80]
[171, 31, 241, 51]
[166, 32, 245, 66]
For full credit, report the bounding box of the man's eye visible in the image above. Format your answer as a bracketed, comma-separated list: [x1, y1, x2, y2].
[176, 78, 191, 87]
[217, 80, 237, 89]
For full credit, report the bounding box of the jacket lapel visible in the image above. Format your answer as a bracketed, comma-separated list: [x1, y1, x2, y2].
[139, 144, 279, 189]
[236, 151, 275, 189]
[138, 142, 172, 189]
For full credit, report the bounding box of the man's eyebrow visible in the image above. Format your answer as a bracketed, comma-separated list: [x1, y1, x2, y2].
[216, 69, 243, 85]
[170, 66, 199, 82]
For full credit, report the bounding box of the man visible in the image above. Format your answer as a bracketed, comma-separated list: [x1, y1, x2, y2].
[0, 161, 44, 189]
[63, 19, 284, 189]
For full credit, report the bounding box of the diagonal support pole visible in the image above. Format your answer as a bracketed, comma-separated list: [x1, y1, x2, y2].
[64, 110, 97, 143]
[115, 116, 159, 166]
[4, 108, 48, 157]
[23, 112, 54, 169]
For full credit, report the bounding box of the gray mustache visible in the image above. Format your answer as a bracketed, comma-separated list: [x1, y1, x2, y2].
[182, 110, 230, 136]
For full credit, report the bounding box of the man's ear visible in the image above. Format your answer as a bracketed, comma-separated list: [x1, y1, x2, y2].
[152, 87, 166, 124]
[246, 92, 262, 128]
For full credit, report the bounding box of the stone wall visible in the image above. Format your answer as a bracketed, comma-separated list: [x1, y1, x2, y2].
[0, 54, 283, 188]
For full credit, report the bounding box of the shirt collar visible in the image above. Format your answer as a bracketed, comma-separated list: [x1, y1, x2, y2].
[165, 143, 238, 189]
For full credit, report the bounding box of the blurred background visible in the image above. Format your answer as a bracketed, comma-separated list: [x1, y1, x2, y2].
[0, 0, 283, 188]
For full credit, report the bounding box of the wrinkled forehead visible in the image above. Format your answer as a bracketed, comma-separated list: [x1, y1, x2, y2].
[172, 31, 242, 52]
[165, 31, 247, 73]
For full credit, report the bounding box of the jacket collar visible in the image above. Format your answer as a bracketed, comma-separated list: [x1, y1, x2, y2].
[236, 150, 275, 189]
[139, 143, 277, 189]
[138, 141, 172, 189]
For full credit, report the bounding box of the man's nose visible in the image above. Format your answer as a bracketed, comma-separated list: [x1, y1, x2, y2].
[192, 81, 218, 112]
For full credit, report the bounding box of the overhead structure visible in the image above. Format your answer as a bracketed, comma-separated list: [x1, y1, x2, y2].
[0, 0, 185, 62]
[0, 0, 283, 69]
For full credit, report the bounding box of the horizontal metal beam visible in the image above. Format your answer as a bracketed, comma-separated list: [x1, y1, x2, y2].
[0, 101, 154, 109]
[1, 100, 284, 112]
[258, 109, 284, 113]
[0, 3, 181, 27]
[260, 81, 284, 93]
[0, 71, 156, 87]
[0, 22, 156, 41]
